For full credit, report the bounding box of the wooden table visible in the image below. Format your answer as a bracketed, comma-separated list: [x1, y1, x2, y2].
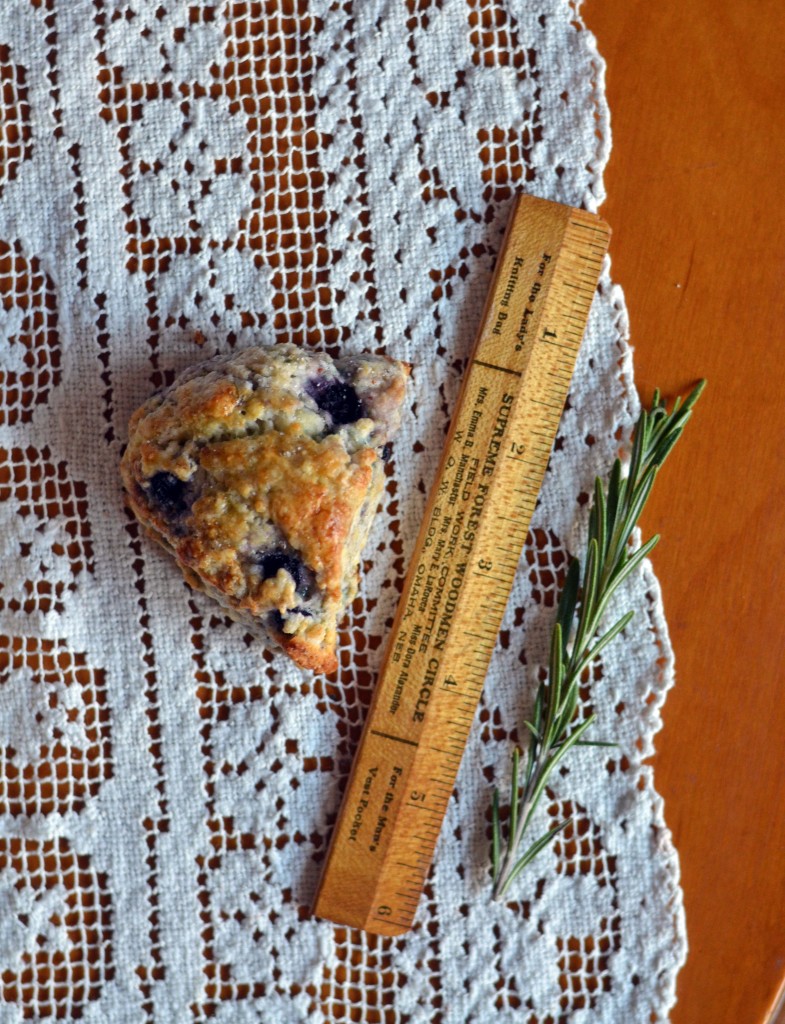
[583, 2, 785, 1022]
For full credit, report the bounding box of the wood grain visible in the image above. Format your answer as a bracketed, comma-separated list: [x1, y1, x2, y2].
[582, 2, 785, 1022]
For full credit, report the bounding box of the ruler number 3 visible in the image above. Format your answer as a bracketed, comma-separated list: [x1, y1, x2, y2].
[478, 558, 493, 572]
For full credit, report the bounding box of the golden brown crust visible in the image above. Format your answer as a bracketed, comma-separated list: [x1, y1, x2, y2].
[278, 635, 339, 675]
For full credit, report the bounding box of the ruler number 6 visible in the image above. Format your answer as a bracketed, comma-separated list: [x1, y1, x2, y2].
[376, 904, 393, 917]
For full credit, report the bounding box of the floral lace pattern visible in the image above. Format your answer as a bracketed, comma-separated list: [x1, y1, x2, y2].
[0, 1, 686, 1020]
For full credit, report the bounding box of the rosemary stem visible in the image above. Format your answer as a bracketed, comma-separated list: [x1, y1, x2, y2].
[492, 792, 537, 901]
[492, 755, 551, 900]
[488, 381, 705, 901]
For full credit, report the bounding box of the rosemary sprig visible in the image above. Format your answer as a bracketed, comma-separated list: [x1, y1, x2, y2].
[491, 380, 705, 901]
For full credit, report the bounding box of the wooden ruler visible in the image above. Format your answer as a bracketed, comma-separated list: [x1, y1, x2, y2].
[313, 194, 610, 936]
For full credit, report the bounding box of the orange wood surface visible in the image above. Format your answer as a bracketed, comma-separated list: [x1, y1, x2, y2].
[583, 2, 785, 1022]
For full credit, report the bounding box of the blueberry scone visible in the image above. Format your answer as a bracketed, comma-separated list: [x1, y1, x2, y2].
[121, 344, 409, 673]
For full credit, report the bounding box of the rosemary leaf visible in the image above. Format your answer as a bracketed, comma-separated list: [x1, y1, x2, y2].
[572, 739, 618, 748]
[556, 559, 580, 654]
[510, 747, 520, 842]
[492, 789, 501, 885]
[498, 818, 573, 898]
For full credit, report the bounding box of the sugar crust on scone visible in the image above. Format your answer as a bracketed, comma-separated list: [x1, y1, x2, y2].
[121, 344, 409, 673]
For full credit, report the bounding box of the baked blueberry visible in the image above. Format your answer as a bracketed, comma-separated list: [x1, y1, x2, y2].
[307, 377, 365, 426]
[269, 610, 286, 633]
[269, 606, 314, 635]
[256, 549, 310, 597]
[148, 472, 189, 517]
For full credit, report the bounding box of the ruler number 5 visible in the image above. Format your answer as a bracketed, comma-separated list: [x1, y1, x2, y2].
[410, 790, 426, 803]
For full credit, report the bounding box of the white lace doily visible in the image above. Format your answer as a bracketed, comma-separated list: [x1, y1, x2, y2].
[0, 1, 687, 1021]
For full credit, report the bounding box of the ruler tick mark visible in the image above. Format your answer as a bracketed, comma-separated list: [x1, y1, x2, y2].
[472, 358, 522, 377]
[369, 729, 419, 748]
[472, 572, 509, 584]
[531, 398, 565, 411]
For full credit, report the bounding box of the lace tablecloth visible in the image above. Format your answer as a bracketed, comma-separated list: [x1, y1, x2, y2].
[0, 1, 686, 1021]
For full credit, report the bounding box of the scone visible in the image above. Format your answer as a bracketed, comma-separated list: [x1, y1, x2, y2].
[121, 344, 409, 673]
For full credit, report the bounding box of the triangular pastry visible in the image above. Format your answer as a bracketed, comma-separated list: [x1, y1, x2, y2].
[121, 344, 409, 673]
